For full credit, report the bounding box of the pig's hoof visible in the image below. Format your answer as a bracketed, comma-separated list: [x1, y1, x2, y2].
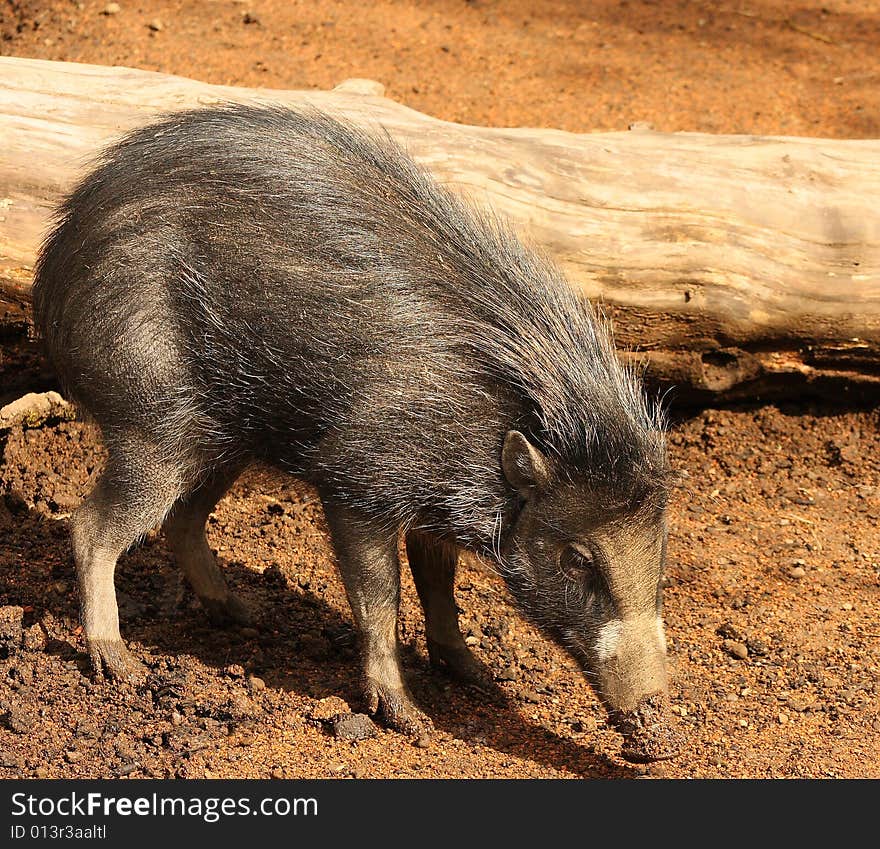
[88, 639, 148, 684]
[201, 593, 253, 627]
[611, 694, 686, 763]
[365, 682, 432, 737]
[427, 639, 494, 693]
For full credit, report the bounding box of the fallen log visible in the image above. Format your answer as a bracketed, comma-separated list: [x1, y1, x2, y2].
[2, 57, 879, 404]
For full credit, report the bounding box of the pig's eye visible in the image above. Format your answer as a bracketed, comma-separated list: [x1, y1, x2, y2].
[560, 546, 596, 581]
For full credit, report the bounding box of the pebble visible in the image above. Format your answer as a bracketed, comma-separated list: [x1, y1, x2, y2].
[21, 623, 47, 652]
[722, 639, 749, 660]
[271, 767, 284, 779]
[3, 707, 35, 734]
[329, 712, 378, 742]
[570, 717, 598, 734]
[413, 733, 431, 749]
[521, 689, 541, 704]
[496, 665, 518, 682]
[0, 605, 24, 652]
[148, 19, 163, 32]
[102, 2, 120, 14]
[34, 766, 49, 778]
[64, 750, 82, 763]
[786, 695, 812, 713]
[247, 675, 266, 692]
[777, 712, 789, 724]
[745, 636, 769, 657]
[788, 566, 806, 580]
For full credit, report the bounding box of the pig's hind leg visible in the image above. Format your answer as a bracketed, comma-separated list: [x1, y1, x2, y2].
[72, 432, 186, 683]
[162, 466, 252, 626]
[405, 532, 493, 691]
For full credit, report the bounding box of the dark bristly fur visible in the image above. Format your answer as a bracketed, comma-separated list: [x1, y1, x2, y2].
[35, 104, 667, 543]
[32, 105, 677, 755]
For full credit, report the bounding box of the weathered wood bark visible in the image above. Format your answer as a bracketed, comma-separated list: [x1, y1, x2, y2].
[2, 57, 880, 403]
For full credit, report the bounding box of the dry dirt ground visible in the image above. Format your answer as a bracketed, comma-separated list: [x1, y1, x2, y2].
[1, 0, 879, 779]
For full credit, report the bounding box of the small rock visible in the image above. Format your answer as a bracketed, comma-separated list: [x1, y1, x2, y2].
[788, 566, 806, 580]
[521, 689, 541, 704]
[745, 636, 769, 657]
[102, 2, 120, 14]
[716, 622, 744, 641]
[21, 623, 47, 653]
[329, 712, 377, 742]
[74, 722, 99, 739]
[4, 490, 28, 515]
[34, 766, 49, 778]
[786, 695, 812, 713]
[496, 665, 518, 682]
[117, 763, 138, 777]
[570, 717, 598, 734]
[2, 707, 35, 734]
[777, 712, 789, 724]
[722, 639, 749, 660]
[464, 635, 479, 647]
[0, 605, 24, 654]
[171, 711, 184, 726]
[242, 11, 260, 24]
[65, 750, 82, 763]
[148, 19, 163, 31]
[647, 762, 667, 777]
[247, 675, 266, 692]
[271, 767, 284, 779]
[413, 733, 431, 749]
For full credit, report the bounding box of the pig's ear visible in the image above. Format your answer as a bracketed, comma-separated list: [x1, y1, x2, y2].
[502, 430, 549, 496]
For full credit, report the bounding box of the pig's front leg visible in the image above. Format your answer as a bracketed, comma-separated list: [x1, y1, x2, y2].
[321, 497, 430, 736]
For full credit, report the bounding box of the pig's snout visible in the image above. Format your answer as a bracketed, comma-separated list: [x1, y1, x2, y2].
[590, 615, 685, 762]
[609, 694, 685, 763]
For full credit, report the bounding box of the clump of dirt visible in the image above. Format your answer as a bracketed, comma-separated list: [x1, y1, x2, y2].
[614, 695, 685, 763]
[0, 340, 878, 779]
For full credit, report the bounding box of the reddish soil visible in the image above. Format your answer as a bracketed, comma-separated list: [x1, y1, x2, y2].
[1, 0, 879, 779]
